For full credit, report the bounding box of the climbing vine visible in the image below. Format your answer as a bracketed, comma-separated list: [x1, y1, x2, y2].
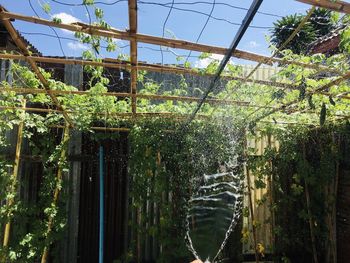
[246, 123, 350, 262]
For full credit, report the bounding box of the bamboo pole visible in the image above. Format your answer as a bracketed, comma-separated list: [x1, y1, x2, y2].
[41, 122, 70, 263]
[0, 53, 299, 89]
[2, 99, 26, 249]
[0, 10, 339, 71]
[296, 0, 350, 14]
[302, 143, 319, 263]
[0, 14, 73, 127]
[128, 0, 138, 114]
[0, 86, 278, 107]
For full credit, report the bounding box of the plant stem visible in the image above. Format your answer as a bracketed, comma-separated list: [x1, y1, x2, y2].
[267, 134, 275, 258]
[41, 123, 70, 263]
[2, 99, 26, 248]
[302, 143, 318, 263]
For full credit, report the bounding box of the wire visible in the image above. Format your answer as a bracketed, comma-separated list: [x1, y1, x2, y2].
[49, 0, 338, 31]
[29, 0, 66, 57]
[184, 0, 216, 65]
[50, 0, 282, 18]
[139, 1, 272, 29]
[160, 0, 175, 65]
[148, 1, 282, 18]
[84, 3, 92, 25]
[50, 0, 126, 6]
[50, 0, 273, 30]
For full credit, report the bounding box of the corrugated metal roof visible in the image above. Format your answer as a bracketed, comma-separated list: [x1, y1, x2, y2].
[308, 25, 345, 54]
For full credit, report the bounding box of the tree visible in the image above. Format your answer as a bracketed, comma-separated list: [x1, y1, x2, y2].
[270, 8, 336, 55]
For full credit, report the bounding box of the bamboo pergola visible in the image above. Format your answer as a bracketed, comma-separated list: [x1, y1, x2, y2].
[0, 0, 349, 123]
[1, 2, 350, 261]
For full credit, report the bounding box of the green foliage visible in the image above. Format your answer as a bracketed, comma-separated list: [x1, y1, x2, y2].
[270, 8, 336, 54]
[270, 14, 316, 54]
[248, 124, 349, 262]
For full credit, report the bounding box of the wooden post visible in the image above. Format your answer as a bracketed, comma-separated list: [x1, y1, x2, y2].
[128, 0, 138, 114]
[302, 143, 318, 263]
[267, 134, 275, 256]
[41, 123, 70, 263]
[2, 99, 26, 248]
[244, 137, 259, 263]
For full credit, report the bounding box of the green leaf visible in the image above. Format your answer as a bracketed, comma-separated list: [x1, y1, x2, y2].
[307, 94, 315, 109]
[329, 96, 336, 106]
[298, 78, 306, 101]
[52, 17, 62, 24]
[95, 8, 104, 19]
[83, 0, 94, 5]
[42, 3, 51, 14]
[320, 103, 326, 126]
[248, 122, 256, 135]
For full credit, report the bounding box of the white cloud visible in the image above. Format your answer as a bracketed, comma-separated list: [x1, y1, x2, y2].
[195, 54, 223, 68]
[195, 54, 234, 69]
[52, 12, 81, 34]
[52, 12, 80, 24]
[248, 41, 261, 48]
[67, 42, 88, 51]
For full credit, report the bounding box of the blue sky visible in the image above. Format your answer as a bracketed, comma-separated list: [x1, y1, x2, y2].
[0, 0, 311, 66]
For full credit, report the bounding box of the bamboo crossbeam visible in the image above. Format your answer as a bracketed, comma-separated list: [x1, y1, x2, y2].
[0, 10, 336, 71]
[296, 0, 350, 14]
[0, 86, 277, 107]
[2, 100, 25, 250]
[1, 104, 294, 125]
[0, 105, 202, 118]
[0, 13, 73, 127]
[41, 123, 70, 263]
[54, 126, 130, 132]
[128, 0, 138, 114]
[0, 53, 298, 89]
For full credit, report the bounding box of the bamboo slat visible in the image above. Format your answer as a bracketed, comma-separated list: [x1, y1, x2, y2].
[0, 87, 278, 107]
[296, 0, 350, 14]
[128, 0, 138, 114]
